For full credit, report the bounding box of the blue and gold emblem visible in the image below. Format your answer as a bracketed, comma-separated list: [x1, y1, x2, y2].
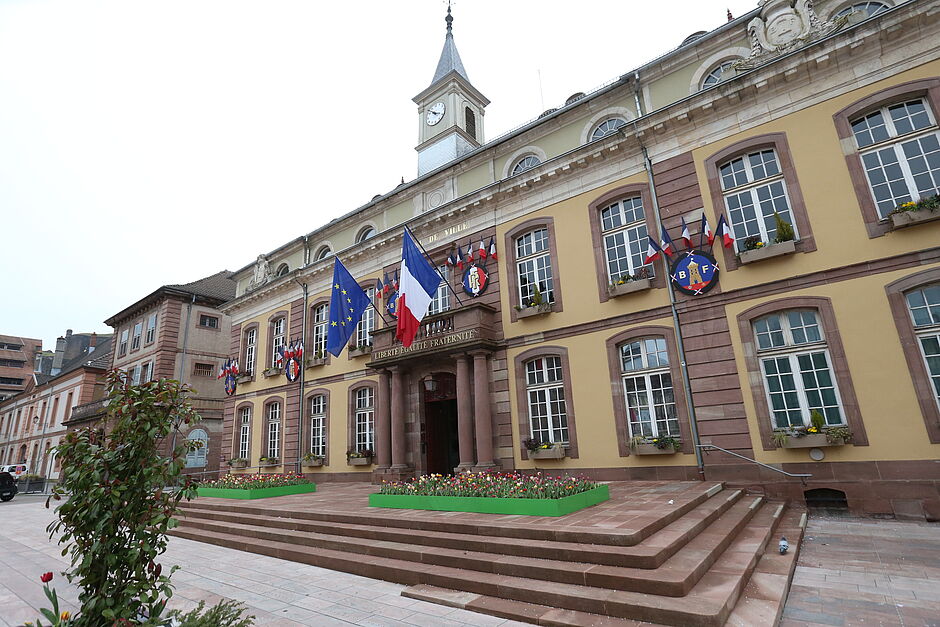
[462, 263, 489, 297]
[670, 249, 719, 296]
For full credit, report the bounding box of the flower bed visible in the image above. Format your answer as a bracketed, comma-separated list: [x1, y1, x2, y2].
[197, 473, 316, 500]
[370, 472, 609, 516]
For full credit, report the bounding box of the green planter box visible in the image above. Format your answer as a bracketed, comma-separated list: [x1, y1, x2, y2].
[368, 484, 609, 517]
[196, 482, 317, 500]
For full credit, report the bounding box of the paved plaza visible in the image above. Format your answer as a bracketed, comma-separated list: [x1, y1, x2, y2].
[2, 495, 939, 626]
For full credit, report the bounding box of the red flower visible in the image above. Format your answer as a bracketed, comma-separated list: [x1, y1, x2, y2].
[40, 572, 53, 583]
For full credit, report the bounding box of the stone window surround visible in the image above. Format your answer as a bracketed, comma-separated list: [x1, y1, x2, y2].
[704, 132, 817, 272]
[130, 320, 143, 353]
[347, 382, 376, 455]
[885, 266, 940, 443]
[234, 401, 253, 460]
[513, 345, 580, 460]
[502, 146, 548, 180]
[262, 396, 283, 460]
[604, 325, 694, 457]
[303, 388, 331, 465]
[240, 322, 259, 381]
[688, 48, 751, 94]
[307, 298, 333, 365]
[503, 216, 565, 323]
[196, 312, 221, 331]
[736, 296, 869, 450]
[832, 77, 940, 238]
[144, 311, 158, 346]
[587, 183, 668, 303]
[266, 310, 289, 371]
[579, 107, 634, 145]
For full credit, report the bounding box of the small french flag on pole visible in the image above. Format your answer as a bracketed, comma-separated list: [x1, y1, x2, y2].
[680, 217, 693, 249]
[660, 224, 675, 257]
[488, 237, 497, 260]
[701, 214, 714, 247]
[644, 236, 663, 265]
[716, 215, 735, 249]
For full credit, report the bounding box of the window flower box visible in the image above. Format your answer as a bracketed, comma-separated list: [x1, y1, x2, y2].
[348, 456, 372, 466]
[528, 444, 566, 460]
[227, 458, 248, 469]
[306, 357, 328, 367]
[608, 277, 652, 297]
[738, 239, 796, 264]
[348, 345, 372, 358]
[302, 458, 324, 467]
[258, 457, 280, 467]
[262, 367, 281, 378]
[778, 433, 846, 449]
[630, 436, 681, 455]
[632, 443, 678, 455]
[890, 208, 940, 228]
[516, 302, 554, 319]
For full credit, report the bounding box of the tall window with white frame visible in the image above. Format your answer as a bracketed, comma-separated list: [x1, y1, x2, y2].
[601, 196, 653, 282]
[309, 395, 326, 457]
[145, 313, 157, 343]
[354, 388, 374, 452]
[719, 149, 798, 251]
[427, 266, 450, 315]
[131, 322, 142, 350]
[905, 284, 940, 410]
[311, 304, 329, 358]
[266, 402, 281, 460]
[850, 99, 940, 219]
[355, 288, 375, 348]
[119, 329, 129, 356]
[244, 328, 256, 376]
[238, 406, 251, 460]
[140, 361, 152, 383]
[753, 310, 846, 429]
[515, 229, 554, 307]
[524, 357, 569, 445]
[271, 318, 285, 367]
[620, 338, 679, 439]
[130, 364, 141, 386]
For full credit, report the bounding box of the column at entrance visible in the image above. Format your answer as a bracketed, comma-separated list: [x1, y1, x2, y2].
[374, 369, 391, 470]
[390, 366, 409, 470]
[471, 351, 496, 470]
[455, 354, 475, 471]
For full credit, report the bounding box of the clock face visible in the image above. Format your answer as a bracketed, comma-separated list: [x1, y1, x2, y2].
[426, 102, 445, 126]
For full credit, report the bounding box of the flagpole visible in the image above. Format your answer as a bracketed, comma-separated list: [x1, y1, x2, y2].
[404, 226, 466, 307]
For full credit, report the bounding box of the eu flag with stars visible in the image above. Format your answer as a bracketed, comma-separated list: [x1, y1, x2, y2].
[326, 257, 372, 357]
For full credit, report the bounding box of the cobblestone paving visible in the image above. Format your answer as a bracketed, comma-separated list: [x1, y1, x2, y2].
[0, 498, 527, 627]
[781, 516, 940, 627]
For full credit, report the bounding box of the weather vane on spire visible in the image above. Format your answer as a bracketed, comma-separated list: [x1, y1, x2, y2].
[445, 0, 454, 33]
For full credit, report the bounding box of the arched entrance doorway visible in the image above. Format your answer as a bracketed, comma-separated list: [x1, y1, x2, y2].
[422, 372, 459, 475]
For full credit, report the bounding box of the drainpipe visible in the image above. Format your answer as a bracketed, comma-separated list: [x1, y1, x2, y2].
[171, 294, 196, 455]
[293, 279, 309, 474]
[632, 71, 706, 479]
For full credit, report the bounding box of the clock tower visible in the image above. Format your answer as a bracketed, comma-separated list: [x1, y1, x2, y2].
[414, 6, 489, 176]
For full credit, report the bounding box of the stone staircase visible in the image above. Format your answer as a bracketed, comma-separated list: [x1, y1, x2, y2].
[172, 482, 805, 626]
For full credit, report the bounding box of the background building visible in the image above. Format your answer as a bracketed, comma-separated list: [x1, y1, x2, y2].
[218, 0, 939, 519]
[0, 334, 42, 401]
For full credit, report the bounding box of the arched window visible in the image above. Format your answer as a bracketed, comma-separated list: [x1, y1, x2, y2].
[356, 226, 376, 243]
[834, 2, 889, 19]
[427, 265, 450, 315]
[590, 118, 627, 141]
[237, 405, 251, 460]
[315, 246, 331, 261]
[905, 284, 940, 412]
[266, 402, 281, 460]
[275, 263, 290, 277]
[270, 317, 286, 368]
[242, 326, 257, 376]
[354, 287, 375, 349]
[185, 429, 208, 468]
[619, 337, 679, 440]
[523, 356, 569, 445]
[701, 60, 736, 89]
[353, 387, 374, 452]
[310, 302, 329, 358]
[511, 155, 541, 176]
[599, 195, 653, 282]
[309, 394, 327, 457]
[515, 228, 554, 307]
[465, 107, 476, 140]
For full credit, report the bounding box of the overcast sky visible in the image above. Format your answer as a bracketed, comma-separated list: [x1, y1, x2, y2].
[0, 0, 757, 350]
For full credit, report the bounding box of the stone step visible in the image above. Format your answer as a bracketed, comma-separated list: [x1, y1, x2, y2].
[170, 500, 784, 626]
[176, 494, 759, 596]
[177, 488, 742, 569]
[176, 481, 724, 547]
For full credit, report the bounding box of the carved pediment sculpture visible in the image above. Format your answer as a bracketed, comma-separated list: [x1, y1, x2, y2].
[247, 254, 273, 291]
[735, 0, 847, 70]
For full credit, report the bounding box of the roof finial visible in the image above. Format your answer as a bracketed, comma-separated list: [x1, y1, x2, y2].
[445, 1, 453, 34]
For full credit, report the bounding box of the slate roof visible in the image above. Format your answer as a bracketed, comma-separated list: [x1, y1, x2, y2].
[57, 335, 114, 376]
[166, 270, 237, 302]
[429, 9, 470, 87]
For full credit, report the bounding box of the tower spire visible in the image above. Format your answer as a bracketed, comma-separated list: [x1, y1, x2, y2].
[428, 2, 469, 87]
[446, 1, 453, 33]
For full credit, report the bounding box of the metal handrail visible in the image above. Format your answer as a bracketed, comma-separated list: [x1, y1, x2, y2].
[696, 444, 812, 481]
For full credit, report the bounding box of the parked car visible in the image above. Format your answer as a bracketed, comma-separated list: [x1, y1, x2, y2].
[0, 464, 29, 477]
[0, 472, 17, 502]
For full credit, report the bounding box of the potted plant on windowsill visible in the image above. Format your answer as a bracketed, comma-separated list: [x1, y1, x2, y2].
[226, 457, 249, 469]
[348, 343, 372, 358]
[307, 350, 328, 367]
[347, 449, 374, 466]
[258, 456, 280, 467]
[772, 410, 852, 449]
[301, 453, 324, 467]
[738, 214, 797, 264]
[515, 286, 554, 319]
[523, 438, 566, 460]
[630, 435, 682, 455]
[889, 194, 940, 228]
[608, 267, 652, 297]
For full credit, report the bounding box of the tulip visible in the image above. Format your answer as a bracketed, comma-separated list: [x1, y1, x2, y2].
[40, 572, 53, 583]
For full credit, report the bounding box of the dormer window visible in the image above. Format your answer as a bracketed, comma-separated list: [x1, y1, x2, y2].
[701, 60, 737, 89]
[511, 155, 540, 176]
[275, 263, 290, 277]
[834, 2, 889, 19]
[315, 246, 331, 261]
[590, 118, 627, 141]
[356, 226, 377, 243]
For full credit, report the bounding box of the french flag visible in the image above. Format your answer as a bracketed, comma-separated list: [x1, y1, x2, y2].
[478, 240, 487, 259]
[456, 245, 465, 270]
[716, 215, 735, 249]
[680, 217, 693, 249]
[701, 214, 714, 247]
[396, 230, 441, 348]
[660, 224, 675, 257]
[488, 237, 497, 260]
[644, 236, 663, 265]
